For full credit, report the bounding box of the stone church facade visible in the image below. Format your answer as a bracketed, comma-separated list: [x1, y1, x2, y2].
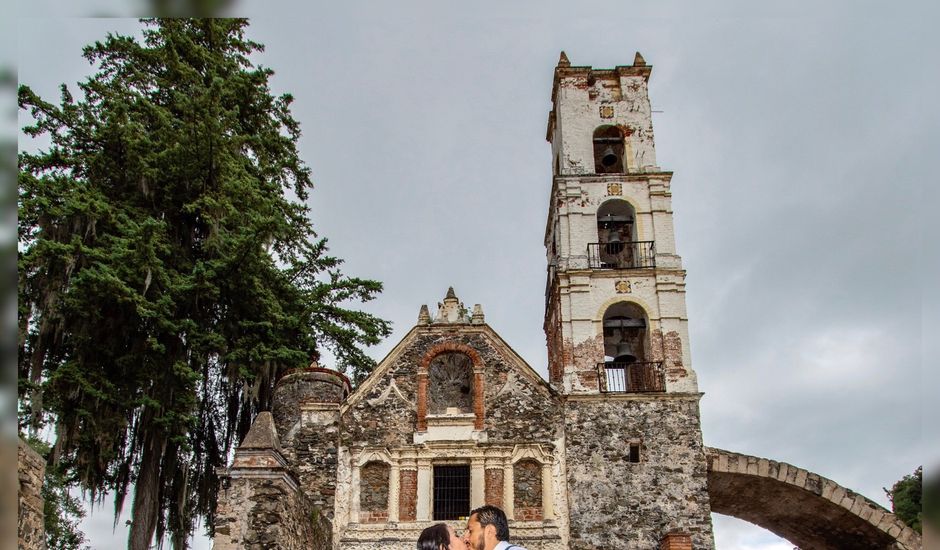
[8, 52, 919, 550]
[211, 52, 921, 550]
[214, 51, 713, 550]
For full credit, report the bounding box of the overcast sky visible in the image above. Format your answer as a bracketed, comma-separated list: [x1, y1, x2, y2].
[14, 2, 937, 549]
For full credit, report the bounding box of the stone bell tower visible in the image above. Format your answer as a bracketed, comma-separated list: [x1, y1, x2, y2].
[543, 50, 698, 396]
[545, 52, 715, 549]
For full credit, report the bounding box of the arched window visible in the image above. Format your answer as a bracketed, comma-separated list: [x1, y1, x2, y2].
[428, 352, 473, 414]
[597, 199, 636, 246]
[600, 302, 663, 392]
[593, 125, 625, 174]
[592, 200, 645, 269]
[602, 302, 648, 364]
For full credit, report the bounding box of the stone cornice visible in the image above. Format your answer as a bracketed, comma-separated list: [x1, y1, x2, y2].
[543, 172, 674, 245]
[563, 392, 703, 403]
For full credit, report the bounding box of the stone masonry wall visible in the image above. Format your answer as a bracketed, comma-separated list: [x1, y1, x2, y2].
[336, 326, 566, 550]
[281, 408, 342, 521]
[273, 369, 347, 437]
[343, 330, 563, 448]
[564, 396, 714, 550]
[359, 461, 390, 523]
[514, 459, 543, 521]
[214, 475, 328, 550]
[18, 438, 46, 550]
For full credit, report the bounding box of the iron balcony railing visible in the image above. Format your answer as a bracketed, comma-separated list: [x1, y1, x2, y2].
[598, 361, 665, 393]
[587, 241, 655, 269]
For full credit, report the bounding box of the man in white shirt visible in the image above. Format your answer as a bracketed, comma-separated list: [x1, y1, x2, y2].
[462, 505, 529, 550]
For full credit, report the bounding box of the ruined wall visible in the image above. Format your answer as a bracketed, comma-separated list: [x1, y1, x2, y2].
[18, 439, 46, 550]
[214, 475, 329, 550]
[564, 396, 714, 550]
[273, 368, 348, 437]
[341, 341, 421, 449]
[273, 369, 348, 521]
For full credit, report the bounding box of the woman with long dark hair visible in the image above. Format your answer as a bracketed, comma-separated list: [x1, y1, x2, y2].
[417, 523, 467, 550]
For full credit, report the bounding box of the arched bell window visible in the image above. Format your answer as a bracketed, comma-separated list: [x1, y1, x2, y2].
[602, 302, 648, 365]
[600, 302, 664, 392]
[597, 199, 636, 246]
[594, 200, 638, 269]
[593, 125, 625, 174]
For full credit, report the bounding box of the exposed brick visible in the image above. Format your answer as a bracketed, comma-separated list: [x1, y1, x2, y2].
[660, 532, 693, 550]
[484, 469, 504, 508]
[398, 470, 417, 522]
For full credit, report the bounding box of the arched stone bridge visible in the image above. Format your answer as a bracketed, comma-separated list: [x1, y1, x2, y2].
[705, 448, 921, 550]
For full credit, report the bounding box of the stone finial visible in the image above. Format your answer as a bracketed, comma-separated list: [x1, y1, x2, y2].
[558, 51, 570, 67]
[239, 411, 280, 451]
[418, 304, 431, 323]
[634, 51, 646, 67]
[438, 287, 460, 322]
[471, 304, 485, 324]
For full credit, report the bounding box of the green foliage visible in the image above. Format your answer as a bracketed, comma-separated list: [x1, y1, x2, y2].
[885, 466, 922, 534]
[18, 19, 390, 549]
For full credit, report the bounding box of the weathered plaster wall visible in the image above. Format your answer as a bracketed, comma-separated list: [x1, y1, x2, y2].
[546, 173, 697, 394]
[564, 396, 714, 550]
[553, 71, 657, 175]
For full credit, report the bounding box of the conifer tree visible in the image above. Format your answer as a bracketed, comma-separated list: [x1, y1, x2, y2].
[18, 19, 391, 549]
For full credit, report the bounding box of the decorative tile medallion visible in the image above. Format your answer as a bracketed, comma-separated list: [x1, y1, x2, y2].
[607, 182, 622, 196]
[599, 105, 614, 119]
[615, 280, 632, 294]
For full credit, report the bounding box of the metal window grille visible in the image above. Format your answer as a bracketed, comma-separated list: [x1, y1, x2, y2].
[433, 465, 470, 521]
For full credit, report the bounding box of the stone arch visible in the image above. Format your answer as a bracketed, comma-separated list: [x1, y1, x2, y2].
[594, 295, 657, 333]
[417, 343, 484, 431]
[705, 447, 921, 550]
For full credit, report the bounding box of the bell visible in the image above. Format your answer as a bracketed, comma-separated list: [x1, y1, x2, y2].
[601, 145, 619, 167]
[612, 342, 638, 364]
